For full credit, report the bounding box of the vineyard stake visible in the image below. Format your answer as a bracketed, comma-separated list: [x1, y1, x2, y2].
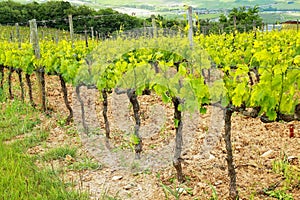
[188, 6, 193, 48]
[68, 15, 74, 47]
[15, 23, 21, 48]
[30, 19, 46, 112]
[151, 15, 157, 38]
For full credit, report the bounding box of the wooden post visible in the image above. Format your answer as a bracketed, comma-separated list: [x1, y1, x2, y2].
[41, 30, 44, 40]
[61, 19, 74, 124]
[10, 31, 13, 42]
[30, 19, 41, 59]
[95, 30, 98, 42]
[220, 24, 224, 34]
[253, 20, 256, 32]
[188, 6, 193, 48]
[297, 20, 299, 32]
[204, 26, 208, 36]
[151, 15, 157, 38]
[84, 25, 88, 47]
[91, 27, 94, 40]
[233, 15, 237, 31]
[16, 23, 24, 101]
[16, 23, 21, 48]
[30, 19, 46, 112]
[55, 30, 59, 44]
[68, 15, 74, 47]
[143, 20, 146, 37]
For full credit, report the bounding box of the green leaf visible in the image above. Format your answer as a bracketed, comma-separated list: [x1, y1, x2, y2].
[232, 83, 247, 107]
[161, 92, 171, 103]
[266, 110, 277, 121]
[178, 104, 183, 112]
[130, 134, 140, 145]
[136, 87, 144, 96]
[200, 107, 207, 114]
[174, 119, 179, 128]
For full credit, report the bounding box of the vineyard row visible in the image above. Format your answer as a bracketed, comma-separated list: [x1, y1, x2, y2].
[0, 27, 299, 199]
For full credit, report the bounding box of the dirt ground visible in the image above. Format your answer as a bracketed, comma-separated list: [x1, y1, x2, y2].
[9, 74, 300, 199]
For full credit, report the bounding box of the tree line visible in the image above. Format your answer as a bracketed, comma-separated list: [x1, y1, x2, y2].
[0, 1, 263, 36]
[0, 1, 143, 36]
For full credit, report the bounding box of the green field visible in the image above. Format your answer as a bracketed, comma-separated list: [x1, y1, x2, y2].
[261, 12, 300, 24]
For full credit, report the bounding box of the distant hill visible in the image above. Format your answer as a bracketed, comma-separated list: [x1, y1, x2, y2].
[3, 0, 300, 23]
[7, 0, 300, 10]
[85, 0, 300, 23]
[81, 0, 300, 10]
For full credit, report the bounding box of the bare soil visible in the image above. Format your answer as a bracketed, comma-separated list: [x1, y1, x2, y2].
[8, 73, 300, 199]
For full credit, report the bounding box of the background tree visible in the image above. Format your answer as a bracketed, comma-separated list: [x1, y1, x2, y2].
[145, 15, 184, 30]
[219, 6, 262, 33]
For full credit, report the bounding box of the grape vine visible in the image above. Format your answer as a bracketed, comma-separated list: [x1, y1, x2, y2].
[0, 26, 299, 199]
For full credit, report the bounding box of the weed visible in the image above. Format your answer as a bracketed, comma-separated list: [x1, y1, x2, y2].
[265, 189, 293, 200]
[99, 184, 121, 200]
[43, 146, 77, 161]
[66, 126, 79, 136]
[272, 155, 300, 188]
[18, 131, 50, 149]
[158, 173, 193, 200]
[209, 184, 218, 200]
[130, 160, 140, 171]
[143, 168, 152, 175]
[69, 157, 101, 170]
[265, 154, 300, 199]
[168, 177, 176, 184]
[160, 182, 183, 200]
[157, 167, 194, 199]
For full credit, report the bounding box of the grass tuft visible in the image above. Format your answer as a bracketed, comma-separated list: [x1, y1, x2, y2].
[43, 146, 77, 161]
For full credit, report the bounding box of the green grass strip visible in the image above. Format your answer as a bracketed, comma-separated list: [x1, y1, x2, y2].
[0, 100, 89, 200]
